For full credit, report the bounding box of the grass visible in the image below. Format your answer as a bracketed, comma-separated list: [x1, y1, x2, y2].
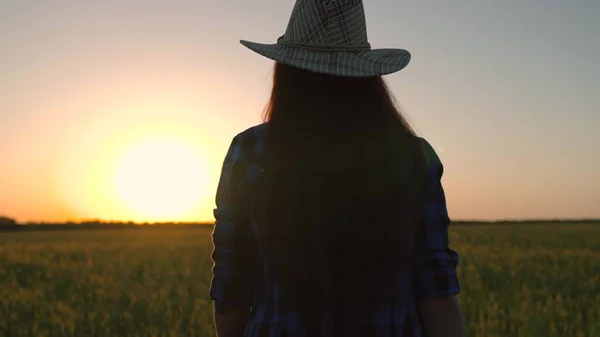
[0, 222, 599, 336]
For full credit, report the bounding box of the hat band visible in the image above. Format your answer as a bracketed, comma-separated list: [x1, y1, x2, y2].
[276, 36, 371, 52]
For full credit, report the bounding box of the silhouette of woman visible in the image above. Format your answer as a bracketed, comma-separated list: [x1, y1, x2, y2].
[210, 1, 465, 336]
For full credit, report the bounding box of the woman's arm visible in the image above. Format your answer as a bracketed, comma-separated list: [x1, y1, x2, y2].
[418, 295, 466, 337]
[214, 304, 251, 337]
[413, 139, 466, 337]
[210, 134, 260, 337]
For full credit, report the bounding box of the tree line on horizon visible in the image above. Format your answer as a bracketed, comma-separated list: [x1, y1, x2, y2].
[0, 215, 599, 232]
[0, 216, 214, 230]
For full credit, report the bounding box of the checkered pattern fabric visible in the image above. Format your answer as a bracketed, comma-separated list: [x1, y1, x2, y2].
[240, 0, 411, 77]
[210, 123, 461, 337]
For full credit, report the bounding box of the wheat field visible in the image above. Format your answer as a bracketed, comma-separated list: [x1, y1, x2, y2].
[1, 223, 599, 337]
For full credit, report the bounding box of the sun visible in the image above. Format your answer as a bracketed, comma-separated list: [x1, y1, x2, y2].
[112, 138, 207, 222]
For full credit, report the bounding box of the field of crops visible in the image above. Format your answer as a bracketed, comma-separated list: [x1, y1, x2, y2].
[0, 223, 599, 337]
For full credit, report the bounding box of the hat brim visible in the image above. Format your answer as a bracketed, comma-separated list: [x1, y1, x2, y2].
[240, 40, 410, 77]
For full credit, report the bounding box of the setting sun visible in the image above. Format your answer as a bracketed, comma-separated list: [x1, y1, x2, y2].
[112, 138, 207, 222]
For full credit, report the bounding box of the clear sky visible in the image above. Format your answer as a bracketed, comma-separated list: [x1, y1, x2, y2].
[1, 0, 598, 223]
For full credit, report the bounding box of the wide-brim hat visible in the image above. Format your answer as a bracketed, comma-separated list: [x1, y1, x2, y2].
[240, 0, 411, 77]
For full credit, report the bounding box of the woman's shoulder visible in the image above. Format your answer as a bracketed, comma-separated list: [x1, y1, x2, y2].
[234, 123, 267, 142]
[416, 137, 443, 170]
[230, 123, 267, 162]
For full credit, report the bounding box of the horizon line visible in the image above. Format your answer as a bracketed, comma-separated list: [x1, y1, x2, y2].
[2, 218, 599, 226]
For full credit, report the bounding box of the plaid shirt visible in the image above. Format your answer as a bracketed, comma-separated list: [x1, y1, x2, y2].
[210, 124, 460, 337]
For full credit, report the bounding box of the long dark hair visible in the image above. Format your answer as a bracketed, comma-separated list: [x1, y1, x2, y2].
[257, 63, 425, 334]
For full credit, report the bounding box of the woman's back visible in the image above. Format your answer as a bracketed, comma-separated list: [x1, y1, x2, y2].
[211, 123, 460, 336]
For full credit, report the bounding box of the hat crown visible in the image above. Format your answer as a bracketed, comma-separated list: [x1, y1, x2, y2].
[281, 0, 370, 49]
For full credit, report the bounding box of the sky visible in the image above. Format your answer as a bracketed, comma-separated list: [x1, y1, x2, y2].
[0, 0, 598, 223]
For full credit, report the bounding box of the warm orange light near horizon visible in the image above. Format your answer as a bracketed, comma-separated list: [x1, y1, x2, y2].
[56, 112, 219, 223]
[112, 138, 207, 222]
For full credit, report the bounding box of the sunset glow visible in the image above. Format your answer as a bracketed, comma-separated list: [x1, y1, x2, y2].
[112, 138, 207, 222]
[54, 113, 220, 223]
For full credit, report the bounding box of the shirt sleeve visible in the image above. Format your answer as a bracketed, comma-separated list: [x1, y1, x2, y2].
[209, 134, 260, 313]
[412, 138, 460, 299]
